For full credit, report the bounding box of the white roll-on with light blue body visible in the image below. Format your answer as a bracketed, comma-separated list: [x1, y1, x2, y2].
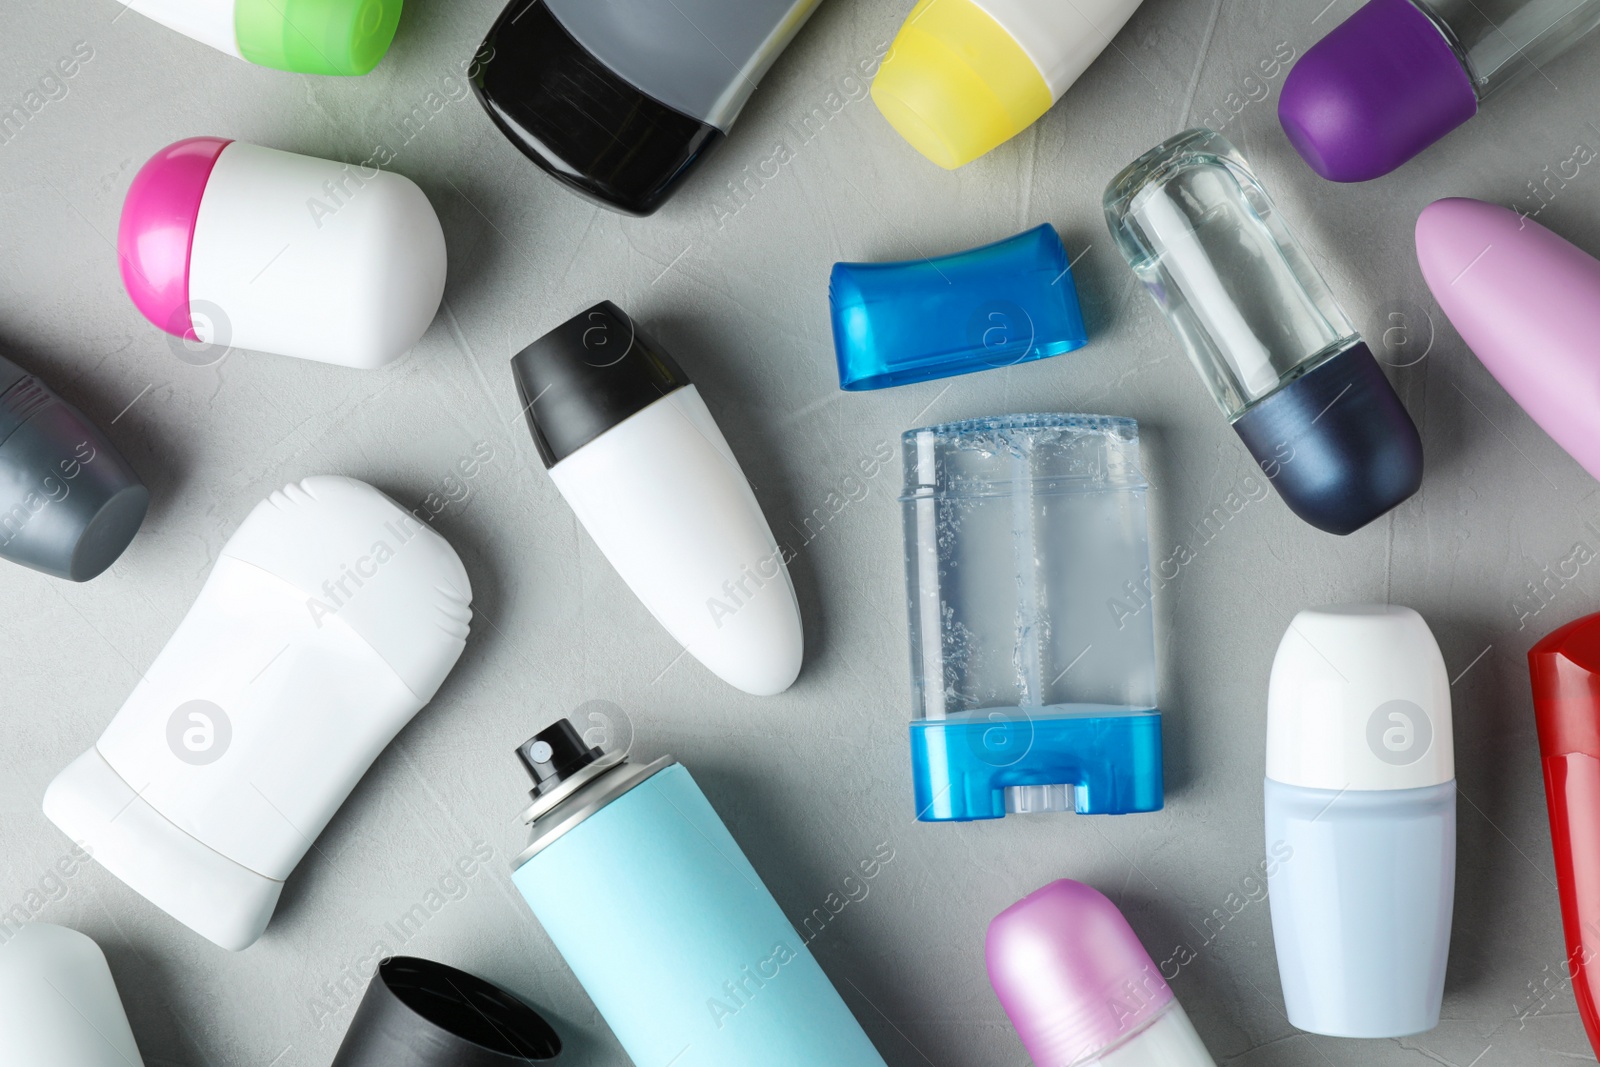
[1264, 604, 1456, 1038]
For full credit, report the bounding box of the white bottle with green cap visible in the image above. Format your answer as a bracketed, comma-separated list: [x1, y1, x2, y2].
[119, 0, 401, 75]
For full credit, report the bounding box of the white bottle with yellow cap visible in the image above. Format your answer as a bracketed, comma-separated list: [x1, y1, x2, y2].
[872, 0, 1146, 169]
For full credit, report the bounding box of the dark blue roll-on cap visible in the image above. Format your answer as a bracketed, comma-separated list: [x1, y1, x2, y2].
[1233, 341, 1422, 535]
[829, 225, 1088, 391]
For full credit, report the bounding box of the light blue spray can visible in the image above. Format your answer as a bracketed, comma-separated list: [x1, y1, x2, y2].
[508, 719, 888, 1067]
[1264, 605, 1456, 1038]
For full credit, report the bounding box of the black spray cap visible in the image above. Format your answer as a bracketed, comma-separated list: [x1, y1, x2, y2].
[471, 1, 724, 215]
[510, 301, 690, 468]
[330, 956, 561, 1066]
[1233, 341, 1423, 536]
[517, 719, 604, 799]
[0, 354, 149, 581]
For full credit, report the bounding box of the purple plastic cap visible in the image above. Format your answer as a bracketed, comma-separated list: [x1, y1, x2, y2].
[117, 137, 230, 340]
[987, 880, 1174, 1065]
[1278, 0, 1477, 182]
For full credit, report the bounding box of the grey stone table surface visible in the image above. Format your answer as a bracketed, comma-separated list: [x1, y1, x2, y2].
[0, 0, 1594, 1064]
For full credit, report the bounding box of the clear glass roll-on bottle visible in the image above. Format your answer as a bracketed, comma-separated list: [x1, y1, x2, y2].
[1280, 0, 1600, 181]
[1104, 128, 1423, 536]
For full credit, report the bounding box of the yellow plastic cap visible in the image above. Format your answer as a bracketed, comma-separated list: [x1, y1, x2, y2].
[871, 0, 1053, 169]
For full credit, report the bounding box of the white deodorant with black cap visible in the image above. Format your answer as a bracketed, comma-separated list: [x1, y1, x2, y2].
[510, 301, 803, 696]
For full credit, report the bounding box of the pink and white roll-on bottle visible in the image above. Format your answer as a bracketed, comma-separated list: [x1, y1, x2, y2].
[987, 880, 1217, 1066]
[117, 137, 446, 370]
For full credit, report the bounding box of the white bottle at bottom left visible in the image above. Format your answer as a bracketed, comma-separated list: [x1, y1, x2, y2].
[0, 924, 145, 1066]
[43, 475, 472, 950]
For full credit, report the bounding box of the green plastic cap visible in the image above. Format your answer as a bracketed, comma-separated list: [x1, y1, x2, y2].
[235, 0, 401, 76]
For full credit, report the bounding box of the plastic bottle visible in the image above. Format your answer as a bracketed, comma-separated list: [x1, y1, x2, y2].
[872, 0, 1147, 168]
[1264, 604, 1455, 1037]
[118, 137, 446, 369]
[1281, 0, 1600, 181]
[901, 414, 1164, 822]
[510, 301, 803, 696]
[117, 0, 402, 75]
[0, 924, 146, 1067]
[988, 880, 1217, 1066]
[43, 476, 472, 950]
[472, 0, 823, 214]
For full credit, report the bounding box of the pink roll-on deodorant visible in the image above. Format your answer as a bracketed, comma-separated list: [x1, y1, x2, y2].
[118, 137, 446, 370]
[988, 880, 1217, 1066]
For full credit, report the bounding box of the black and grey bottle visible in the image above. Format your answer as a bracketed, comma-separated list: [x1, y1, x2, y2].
[0, 352, 147, 580]
[1105, 128, 1423, 535]
[331, 956, 561, 1066]
[471, 0, 823, 214]
[510, 302, 803, 695]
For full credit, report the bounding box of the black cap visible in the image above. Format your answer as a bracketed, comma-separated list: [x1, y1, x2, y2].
[1233, 341, 1423, 536]
[517, 719, 604, 799]
[0, 355, 149, 581]
[330, 957, 561, 1066]
[510, 301, 690, 468]
[471, 1, 724, 215]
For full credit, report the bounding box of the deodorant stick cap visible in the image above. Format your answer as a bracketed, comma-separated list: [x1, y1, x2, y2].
[1278, 0, 1478, 182]
[331, 957, 561, 1066]
[116, 136, 231, 339]
[871, 0, 1053, 169]
[987, 879, 1174, 1066]
[234, 0, 403, 76]
[510, 301, 690, 467]
[1266, 604, 1453, 791]
[0, 354, 149, 582]
[0, 924, 146, 1067]
[220, 476, 472, 701]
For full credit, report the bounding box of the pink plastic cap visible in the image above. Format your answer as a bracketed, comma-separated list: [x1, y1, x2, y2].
[987, 880, 1174, 1065]
[117, 137, 230, 339]
[1416, 197, 1600, 484]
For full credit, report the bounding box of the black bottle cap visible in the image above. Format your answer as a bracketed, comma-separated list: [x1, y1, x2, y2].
[517, 719, 604, 799]
[0, 356, 149, 581]
[472, 0, 724, 215]
[1233, 341, 1423, 536]
[510, 301, 690, 468]
[330, 956, 561, 1066]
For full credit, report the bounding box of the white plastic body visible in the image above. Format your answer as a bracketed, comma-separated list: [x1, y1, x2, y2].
[189, 142, 447, 369]
[1091, 1003, 1215, 1066]
[549, 385, 803, 696]
[970, 0, 1147, 98]
[0, 924, 145, 1067]
[1266, 604, 1453, 791]
[120, 0, 241, 58]
[43, 477, 471, 950]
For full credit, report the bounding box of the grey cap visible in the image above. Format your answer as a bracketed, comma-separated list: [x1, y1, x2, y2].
[0, 353, 148, 581]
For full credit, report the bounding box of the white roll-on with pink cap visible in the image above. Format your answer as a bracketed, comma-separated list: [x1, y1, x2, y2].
[117, 137, 447, 369]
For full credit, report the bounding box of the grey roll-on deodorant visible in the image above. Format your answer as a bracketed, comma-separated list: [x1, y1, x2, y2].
[0, 352, 147, 581]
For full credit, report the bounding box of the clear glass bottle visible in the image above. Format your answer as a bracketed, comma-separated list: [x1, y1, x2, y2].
[901, 413, 1164, 822]
[1419, 0, 1600, 97]
[1105, 128, 1423, 535]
